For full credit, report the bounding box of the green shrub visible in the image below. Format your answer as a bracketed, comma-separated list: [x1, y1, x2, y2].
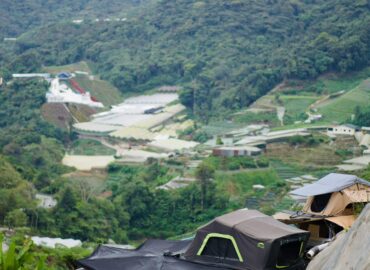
[4, 209, 28, 228]
[239, 157, 257, 169]
[0, 234, 46, 270]
[227, 162, 240, 171]
[256, 157, 269, 168]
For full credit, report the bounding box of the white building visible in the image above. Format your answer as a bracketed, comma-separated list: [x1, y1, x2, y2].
[13, 73, 50, 79]
[46, 78, 103, 108]
[327, 124, 360, 136]
[36, 194, 57, 209]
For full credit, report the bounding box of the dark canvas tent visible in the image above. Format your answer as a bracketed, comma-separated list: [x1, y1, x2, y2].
[290, 173, 370, 216]
[78, 209, 309, 270]
[185, 209, 309, 270]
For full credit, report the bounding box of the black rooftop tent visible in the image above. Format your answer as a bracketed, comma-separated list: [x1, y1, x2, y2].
[77, 209, 309, 270]
[185, 209, 309, 270]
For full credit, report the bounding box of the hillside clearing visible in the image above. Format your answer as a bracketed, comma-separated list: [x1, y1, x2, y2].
[265, 143, 342, 167]
[74, 75, 123, 107]
[69, 139, 116, 156]
[317, 79, 370, 123]
[62, 155, 115, 171]
[44, 61, 92, 74]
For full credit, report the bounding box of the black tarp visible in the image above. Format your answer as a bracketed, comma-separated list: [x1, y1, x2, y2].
[77, 239, 231, 270]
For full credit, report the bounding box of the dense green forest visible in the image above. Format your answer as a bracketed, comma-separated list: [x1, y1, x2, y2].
[1, 0, 368, 121]
[0, 0, 152, 39]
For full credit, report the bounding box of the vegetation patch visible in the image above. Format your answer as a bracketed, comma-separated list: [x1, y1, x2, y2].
[266, 142, 342, 167]
[233, 111, 279, 127]
[44, 61, 92, 74]
[73, 75, 123, 107]
[317, 80, 370, 123]
[203, 156, 270, 171]
[69, 139, 115, 156]
[280, 95, 319, 124]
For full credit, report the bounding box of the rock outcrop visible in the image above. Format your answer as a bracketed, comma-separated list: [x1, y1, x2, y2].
[307, 203, 370, 270]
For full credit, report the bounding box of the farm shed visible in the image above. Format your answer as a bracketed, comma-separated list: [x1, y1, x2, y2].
[57, 72, 73, 80]
[327, 124, 360, 136]
[212, 146, 262, 157]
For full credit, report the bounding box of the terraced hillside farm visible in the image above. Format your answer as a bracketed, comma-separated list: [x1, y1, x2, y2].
[245, 68, 370, 130]
[281, 95, 319, 124]
[316, 79, 370, 123]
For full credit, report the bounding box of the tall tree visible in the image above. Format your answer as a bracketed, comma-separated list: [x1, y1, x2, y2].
[196, 163, 215, 210]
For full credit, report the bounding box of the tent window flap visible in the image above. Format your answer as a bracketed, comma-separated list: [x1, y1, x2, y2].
[197, 233, 243, 262]
[310, 193, 332, 212]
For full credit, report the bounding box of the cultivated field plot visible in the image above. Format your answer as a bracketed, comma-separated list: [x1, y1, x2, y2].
[74, 75, 122, 107]
[62, 155, 115, 171]
[63, 171, 107, 199]
[41, 103, 72, 130]
[69, 139, 116, 156]
[281, 95, 319, 122]
[266, 142, 342, 167]
[317, 80, 370, 123]
[248, 95, 276, 110]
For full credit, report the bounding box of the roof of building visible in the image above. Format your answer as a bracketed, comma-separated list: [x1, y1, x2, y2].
[290, 173, 370, 196]
[57, 72, 72, 79]
[343, 124, 360, 129]
[215, 146, 261, 152]
[110, 127, 155, 140]
[134, 104, 186, 129]
[74, 122, 120, 133]
[149, 138, 198, 151]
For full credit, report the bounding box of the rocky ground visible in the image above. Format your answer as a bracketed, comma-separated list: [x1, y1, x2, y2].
[307, 203, 370, 270]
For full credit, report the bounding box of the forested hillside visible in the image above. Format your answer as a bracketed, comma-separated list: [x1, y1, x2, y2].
[0, 0, 152, 39]
[4, 0, 370, 121]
